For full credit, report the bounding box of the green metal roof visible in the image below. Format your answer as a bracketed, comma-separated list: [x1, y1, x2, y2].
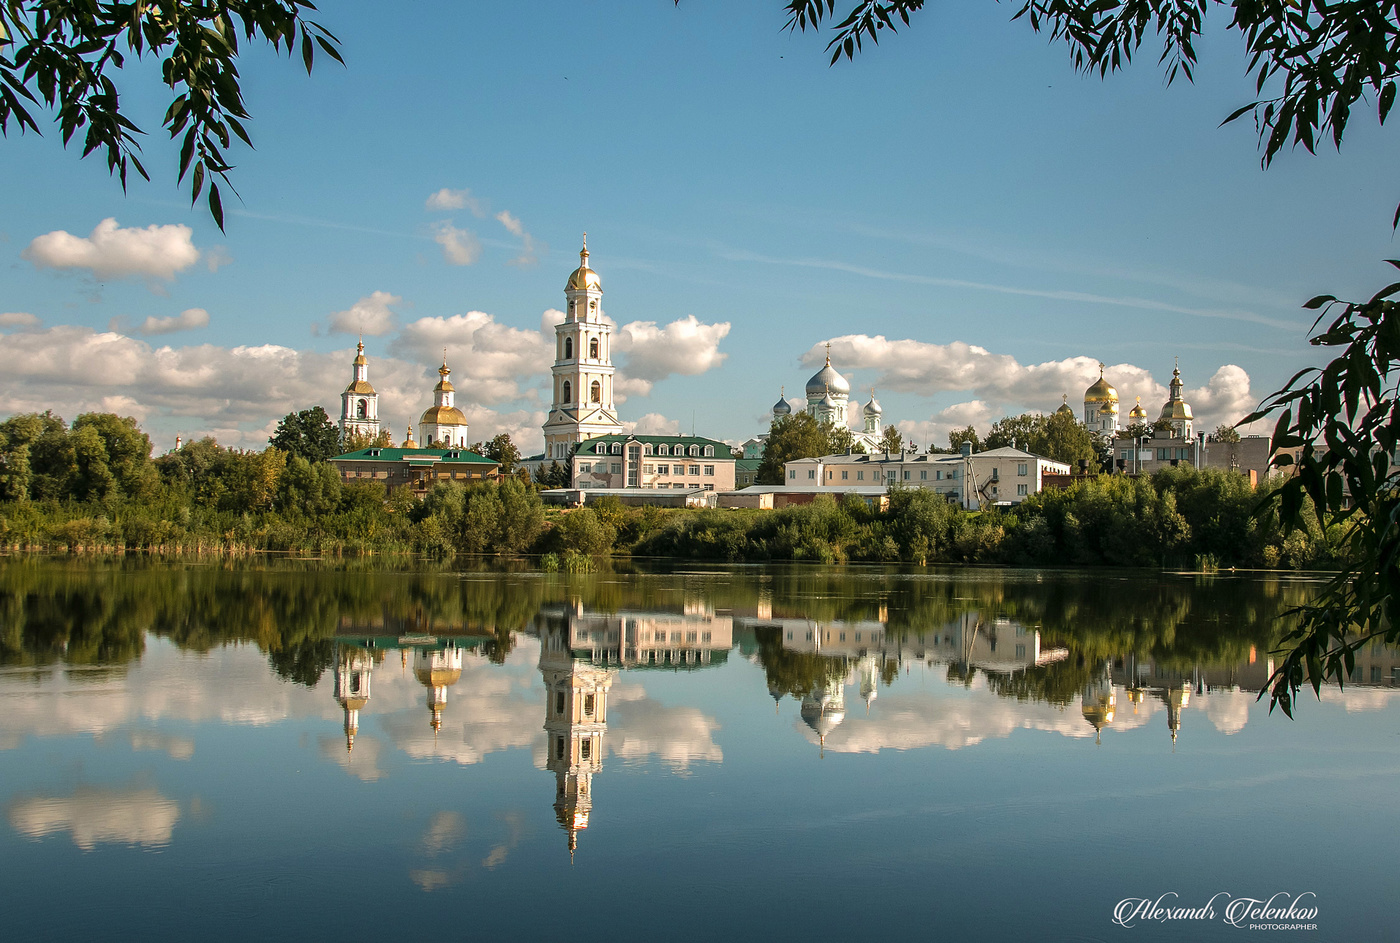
[331, 447, 496, 464]
[735, 458, 762, 470]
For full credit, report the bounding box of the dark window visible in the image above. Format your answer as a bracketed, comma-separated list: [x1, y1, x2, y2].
[555, 690, 565, 715]
[564, 337, 573, 359]
[562, 380, 571, 403]
[591, 381, 601, 403]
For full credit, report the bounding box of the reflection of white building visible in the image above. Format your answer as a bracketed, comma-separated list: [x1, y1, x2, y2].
[539, 622, 615, 858]
[800, 674, 846, 757]
[414, 646, 464, 733]
[538, 603, 733, 670]
[334, 646, 374, 752]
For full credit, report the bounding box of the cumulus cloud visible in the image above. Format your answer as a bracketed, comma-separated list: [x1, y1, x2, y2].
[627, 413, 681, 436]
[393, 311, 553, 405]
[612, 315, 731, 395]
[425, 188, 486, 216]
[808, 334, 1255, 436]
[23, 218, 201, 282]
[432, 222, 481, 266]
[0, 311, 40, 329]
[8, 786, 180, 850]
[496, 211, 539, 267]
[326, 291, 402, 336]
[139, 307, 209, 336]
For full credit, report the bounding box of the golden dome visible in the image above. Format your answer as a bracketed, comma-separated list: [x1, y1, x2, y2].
[402, 425, 418, 449]
[1055, 394, 1075, 416]
[353, 339, 367, 367]
[566, 237, 602, 292]
[415, 666, 463, 688]
[419, 405, 469, 426]
[345, 379, 376, 395]
[1128, 397, 1147, 422]
[1084, 364, 1118, 404]
[433, 361, 455, 394]
[1159, 399, 1193, 422]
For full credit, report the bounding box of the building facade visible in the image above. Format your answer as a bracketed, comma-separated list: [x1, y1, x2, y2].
[541, 237, 625, 463]
[571, 434, 736, 492]
[782, 446, 1070, 509]
[329, 446, 498, 494]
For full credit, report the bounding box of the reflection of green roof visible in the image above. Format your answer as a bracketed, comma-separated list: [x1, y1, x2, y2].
[331, 447, 495, 464]
[337, 635, 490, 651]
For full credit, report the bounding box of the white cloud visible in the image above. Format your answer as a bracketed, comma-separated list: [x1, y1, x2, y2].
[8, 786, 180, 850]
[203, 245, 233, 273]
[0, 311, 40, 329]
[809, 334, 1255, 434]
[613, 315, 731, 395]
[432, 222, 481, 266]
[496, 210, 539, 267]
[425, 188, 486, 216]
[139, 307, 209, 336]
[627, 413, 681, 436]
[393, 311, 554, 406]
[327, 291, 402, 336]
[22, 218, 201, 282]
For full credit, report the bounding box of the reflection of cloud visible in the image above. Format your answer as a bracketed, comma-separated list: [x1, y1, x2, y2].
[1322, 687, 1400, 712]
[816, 679, 1156, 753]
[410, 869, 455, 892]
[318, 733, 386, 782]
[421, 811, 465, 855]
[126, 729, 195, 760]
[1202, 689, 1254, 735]
[610, 698, 722, 770]
[9, 786, 179, 850]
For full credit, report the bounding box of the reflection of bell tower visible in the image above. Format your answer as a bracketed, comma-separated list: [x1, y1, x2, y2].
[1162, 683, 1190, 745]
[1080, 666, 1117, 746]
[414, 646, 464, 733]
[334, 645, 374, 752]
[540, 624, 615, 859]
[799, 668, 847, 757]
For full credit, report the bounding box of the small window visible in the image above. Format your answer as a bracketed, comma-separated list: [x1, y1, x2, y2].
[611, 463, 621, 473]
[564, 337, 574, 359]
[689, 445, 700, 457]
[658, 464, 669, 474]
[703, 465, 714, 475]
[580, 739, 592, 760]
[644, 464, 654, 473]
[841, 470, 848, 480]
[591, 381, 601, 403]
[643, 444, 653, 455]
[611, 443, 622, 455]
[556, 736, 566, 759]
[807, 469, 816, 479]
[703, 445, 714, 457]
[789, 470, 797, 479]
[657, 444, 669, 456]
[555, 691, 565, 715]
[920, 470, 927, 480]
[1018, 463, 1028, 476]
[689, 465, 700, 476]
[580, 462, 591, 472]
[1017, 484, 1028, 496]
[584, 694, 595, 716]
[857, 470, 864, 480]
[589, 338, 599, 358]
[903, 470, 910, 479]
[562, 380, 571, 403]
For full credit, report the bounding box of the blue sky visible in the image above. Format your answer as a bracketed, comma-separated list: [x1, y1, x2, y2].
[1, 0, 1395, 451]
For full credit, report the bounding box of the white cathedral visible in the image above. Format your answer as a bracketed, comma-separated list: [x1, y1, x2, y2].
[743, 347, 886, 458]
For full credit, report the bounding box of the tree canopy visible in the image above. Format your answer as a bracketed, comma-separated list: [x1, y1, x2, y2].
[757, 411, 851, 484]
[0, 0, 343, 228]
[270, 406, 340, 463]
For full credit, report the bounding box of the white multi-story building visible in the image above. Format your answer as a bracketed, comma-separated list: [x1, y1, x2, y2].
[782, 446, 1070, 509]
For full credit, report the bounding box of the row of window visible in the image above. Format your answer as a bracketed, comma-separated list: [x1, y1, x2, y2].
[793, 467, 963, 481]
[559, 379, 603, 404]
[579, 462, 715, 476]
[560, 336, 603, 360]
[590, 441, 714, 458]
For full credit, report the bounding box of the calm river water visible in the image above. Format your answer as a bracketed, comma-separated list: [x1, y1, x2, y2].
[0, 557, 1395, 942]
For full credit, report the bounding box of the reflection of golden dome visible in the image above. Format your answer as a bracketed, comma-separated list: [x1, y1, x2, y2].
[1082, 702, 1116, 730]
[338, 695, 369, 712]
[566, 238, 602, 292]
[419, 405, 469, 426]
[415, 666, 463, 688]
[1084, 365, 1118, 404]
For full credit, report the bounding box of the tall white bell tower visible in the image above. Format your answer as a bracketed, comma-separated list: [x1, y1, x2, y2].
[542, 236, 624, 462]
[340, 340, 380, 441]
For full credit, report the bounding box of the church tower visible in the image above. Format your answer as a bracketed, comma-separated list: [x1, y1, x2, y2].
[1157, 363, 1194, 439]
[542, 236, 625, 463]
[540, 620, 615, 858]
[340, 340, 381, 441]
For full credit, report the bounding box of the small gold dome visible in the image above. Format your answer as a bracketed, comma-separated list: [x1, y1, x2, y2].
[403, 425, 418, 449]
[1128, 397, 1147, 422]
[353, 339, 367, 367]
[415, 666, 463, 688]
[566, 237, 602, 292]
[419, 405, 469, 426]
[434, 361, 455, 394]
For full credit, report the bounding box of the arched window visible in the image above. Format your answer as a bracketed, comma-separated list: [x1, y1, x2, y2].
[564, 337, 573, 359]
[356, 399, 367, 419]
[589, 299, 597, 313]
[595, 443, 606, 454]
[657, 444, 669, 456]
[589, 338, 599, 359]
[562, 380, 571, 403]
[590, 380, 601, 403]
[703, 446, 714, 457]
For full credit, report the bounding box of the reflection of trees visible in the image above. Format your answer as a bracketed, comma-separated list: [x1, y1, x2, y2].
[753, 626, 848, 699]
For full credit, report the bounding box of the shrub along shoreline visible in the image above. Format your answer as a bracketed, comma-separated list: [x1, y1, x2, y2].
[1, 466, 1341, 571]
